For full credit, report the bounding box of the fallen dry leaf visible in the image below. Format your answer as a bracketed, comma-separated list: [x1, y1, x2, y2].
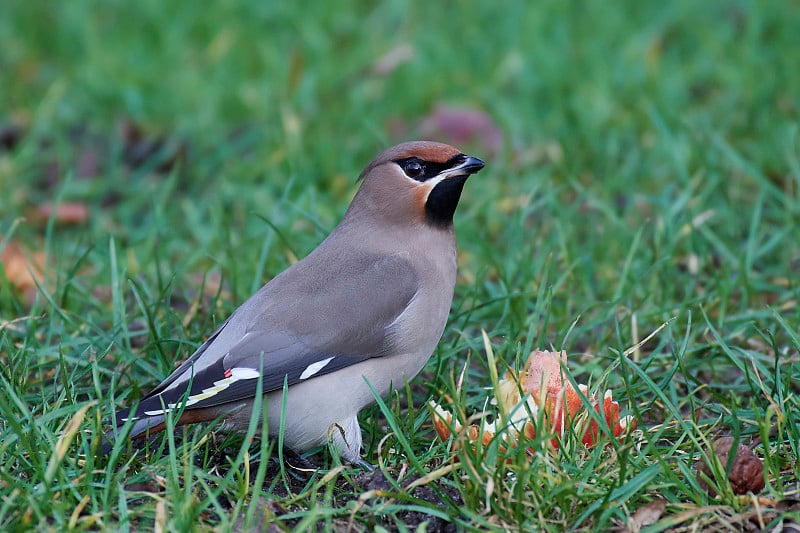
[698, 437, 765, 496]
[418, 103, 503, 156]
[0, 236, 47, 304]
[25, 202, 90, 225]
[431, 349, 637, 456]
[625, 499, 667, 532]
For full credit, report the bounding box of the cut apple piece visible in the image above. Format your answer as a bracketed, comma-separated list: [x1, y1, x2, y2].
[430, 349, 637, 455]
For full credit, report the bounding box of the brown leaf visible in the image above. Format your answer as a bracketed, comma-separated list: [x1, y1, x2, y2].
[626, 499, 666, 532]
[0, 236, 47, 304]
[418, 103, 503, 156]
[699, 437, 765, 495]
[25, 202, 90, 225]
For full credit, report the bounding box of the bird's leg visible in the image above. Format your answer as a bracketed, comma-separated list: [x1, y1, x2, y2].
[328, 417, 374, 469]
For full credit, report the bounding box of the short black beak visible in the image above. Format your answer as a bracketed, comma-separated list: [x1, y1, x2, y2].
[457, 155, 486, 175]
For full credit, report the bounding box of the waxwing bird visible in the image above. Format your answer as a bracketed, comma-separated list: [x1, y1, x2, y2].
[107, 141, 485, 465]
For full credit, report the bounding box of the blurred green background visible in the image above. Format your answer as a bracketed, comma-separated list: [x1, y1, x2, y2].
[2, 0, 797, 315]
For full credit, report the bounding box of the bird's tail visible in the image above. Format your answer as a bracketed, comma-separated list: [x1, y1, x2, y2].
[100, 406, 166, 455]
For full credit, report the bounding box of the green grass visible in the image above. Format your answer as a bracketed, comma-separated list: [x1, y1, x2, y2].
[1, 0, 799, 530]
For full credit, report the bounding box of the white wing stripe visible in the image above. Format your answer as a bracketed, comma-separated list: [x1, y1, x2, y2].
[142, 367, 260, 416]
[230, 367, 261, 379]
[299, 357, 335, 380]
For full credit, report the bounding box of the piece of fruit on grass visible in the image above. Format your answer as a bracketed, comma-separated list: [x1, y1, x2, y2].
[431, 350, 637, 450]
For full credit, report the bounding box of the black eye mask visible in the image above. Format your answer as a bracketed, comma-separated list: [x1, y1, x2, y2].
[394, 154, 467, 182]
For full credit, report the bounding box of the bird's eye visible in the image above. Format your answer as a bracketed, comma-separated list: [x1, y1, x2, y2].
[404, 160, 424, 179]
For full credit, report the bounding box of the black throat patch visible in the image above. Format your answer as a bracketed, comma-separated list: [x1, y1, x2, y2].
[425, 175, 469, 228]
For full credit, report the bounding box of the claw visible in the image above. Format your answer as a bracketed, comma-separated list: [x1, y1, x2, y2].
[352, 458, 375, 471]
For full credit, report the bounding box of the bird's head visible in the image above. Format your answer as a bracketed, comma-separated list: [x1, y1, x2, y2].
[349, 141, 485, 229]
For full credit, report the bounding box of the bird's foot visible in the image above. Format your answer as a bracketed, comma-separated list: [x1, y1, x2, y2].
[351, 458, 375, 471]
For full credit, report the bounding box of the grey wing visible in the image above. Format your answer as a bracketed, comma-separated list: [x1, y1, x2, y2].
[121, 254, 419, 419]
